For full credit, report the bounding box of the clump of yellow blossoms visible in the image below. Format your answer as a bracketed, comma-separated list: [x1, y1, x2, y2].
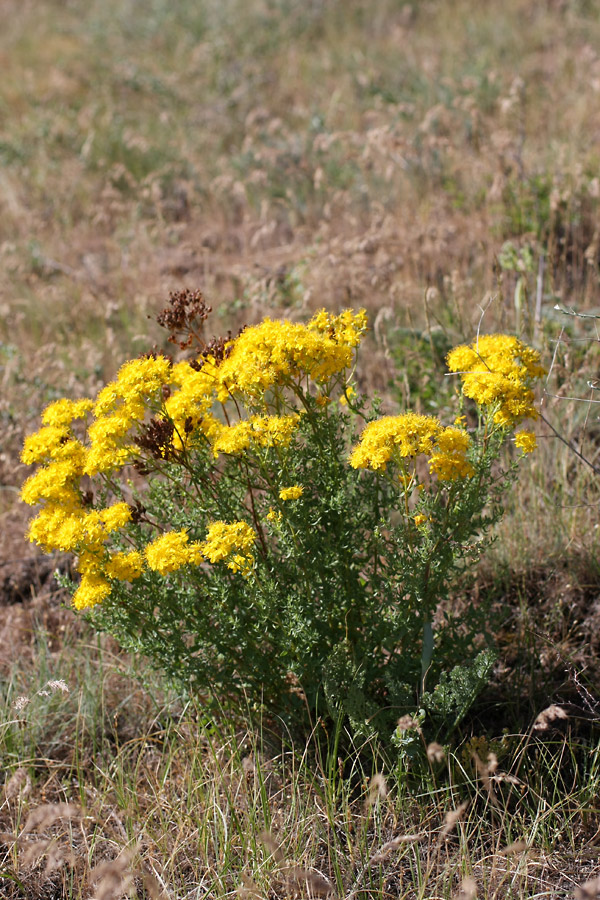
[104, 550, 145, 581]
[199, 521, 256, 576]
[145, 530, 203, 575]
[213, 309, 368, 400]
[514, 431, 537, 453]
[279, 485, 304, 500]
[20, 303, 543, 640]
[86, 355, 172, 474]
[428, 426, 474, 481]
[447, 334, 545, 427]
[72, 574, 112, 611]
[211, 414, 301, 457]
[349, 414, 474, 482]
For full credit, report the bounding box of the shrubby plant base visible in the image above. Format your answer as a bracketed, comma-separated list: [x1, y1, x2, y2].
[21, 294, 544, 741]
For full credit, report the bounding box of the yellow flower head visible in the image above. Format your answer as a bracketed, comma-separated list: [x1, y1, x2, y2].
[214, 309, 367, 399]
[27, 505, 80, 552]
[211, 414, 300, 458]
[349, 413, 442, 471]
[279, 485, 304, 500]
[85, 412, 138, 475]
[72, 574, 111, 610]
[350, 415, 474, 482]
[21, 426, 70, 465]
[514, 430, 537, 454]
[428, 426, 475, 481]
[145, 530, 200, 575]
[41, 398, 94, 428]
[99, 502, 132, 532]
[21, 459, 84, 506]
[447, 334, 545, 428]
[164, 360, 216, 449]
[94, 356, 172, 417]
[199, 521, 256, 576]
[105, 550, 144, 581]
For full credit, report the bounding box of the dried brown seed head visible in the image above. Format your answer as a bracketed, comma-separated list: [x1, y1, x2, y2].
[427, 742, 445, 763]
[455, 876, 477, 899]
[576, 876, 600, 899]
[4, 768, 31, 800]
[134, 416, 176, 461]
[533, 704, 568, 731]
[156, 288, 211, 350]
[396, 714, 421, 733]
[22, 803, 81, 834]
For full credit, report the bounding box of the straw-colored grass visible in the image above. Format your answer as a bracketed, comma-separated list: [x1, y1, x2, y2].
[1, 625, 599, 899]
[2, 1, 600, 895]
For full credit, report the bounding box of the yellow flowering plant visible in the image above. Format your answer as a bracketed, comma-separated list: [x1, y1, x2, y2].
[20, 290, 545, 740]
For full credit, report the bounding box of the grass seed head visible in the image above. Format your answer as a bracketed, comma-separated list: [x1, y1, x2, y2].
[90, 853, 135, 900]
[427, 741, 445, 763]
[22, 803, 81, 834]
[577, 876, 600, 900]
[3, 767, 32, 801]
[455, 876, 477, 900]
[533, 704, 568, 731]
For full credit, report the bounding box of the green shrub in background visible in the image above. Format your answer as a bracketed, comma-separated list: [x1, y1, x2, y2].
[20, 291, 545, 742]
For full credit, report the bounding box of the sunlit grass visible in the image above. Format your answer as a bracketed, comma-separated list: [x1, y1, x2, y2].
[1, 626, 599, 898]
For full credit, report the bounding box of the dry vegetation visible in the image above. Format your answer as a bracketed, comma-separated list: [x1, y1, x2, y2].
[2, 0, 600, 895]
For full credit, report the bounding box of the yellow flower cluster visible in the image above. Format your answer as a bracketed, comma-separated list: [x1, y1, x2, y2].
[350, 414, 440, 470]
[19, 309, 364, 608]
[145, 529, 203, 575]
[144, 522, 257, 578]
[21, 400, 94, 467]
[72, 574, 112, 610]
[199, 520, 256, 576]
[26, 503, 123, 552]
[447, 334, 545, 427]
[213, 309, 368, 399]
[26, 499, 139, 610]
[514, 430, 537, 453]
[20, 396, 93, 510]
[20, 364, 174, 609]
[104, 550, 145, 581]
[429, 426, 474, 481]
[211, 414, 301, 457]
[42, 398, 95, 428]
[164, 360, 220, 449]
[350, 414, 474, 482]
[87, 356, 172, 474]
[71, 543, 145, 610]
[279, 485, 304, 500]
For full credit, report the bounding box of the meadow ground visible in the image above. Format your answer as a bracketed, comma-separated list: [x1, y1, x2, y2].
[2, 0, 600, 896]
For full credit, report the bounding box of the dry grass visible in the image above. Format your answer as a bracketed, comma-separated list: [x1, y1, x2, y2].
[1, 627, 600, 899]
[2, 0, 600, 473]
[2, 1, 600, 895]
